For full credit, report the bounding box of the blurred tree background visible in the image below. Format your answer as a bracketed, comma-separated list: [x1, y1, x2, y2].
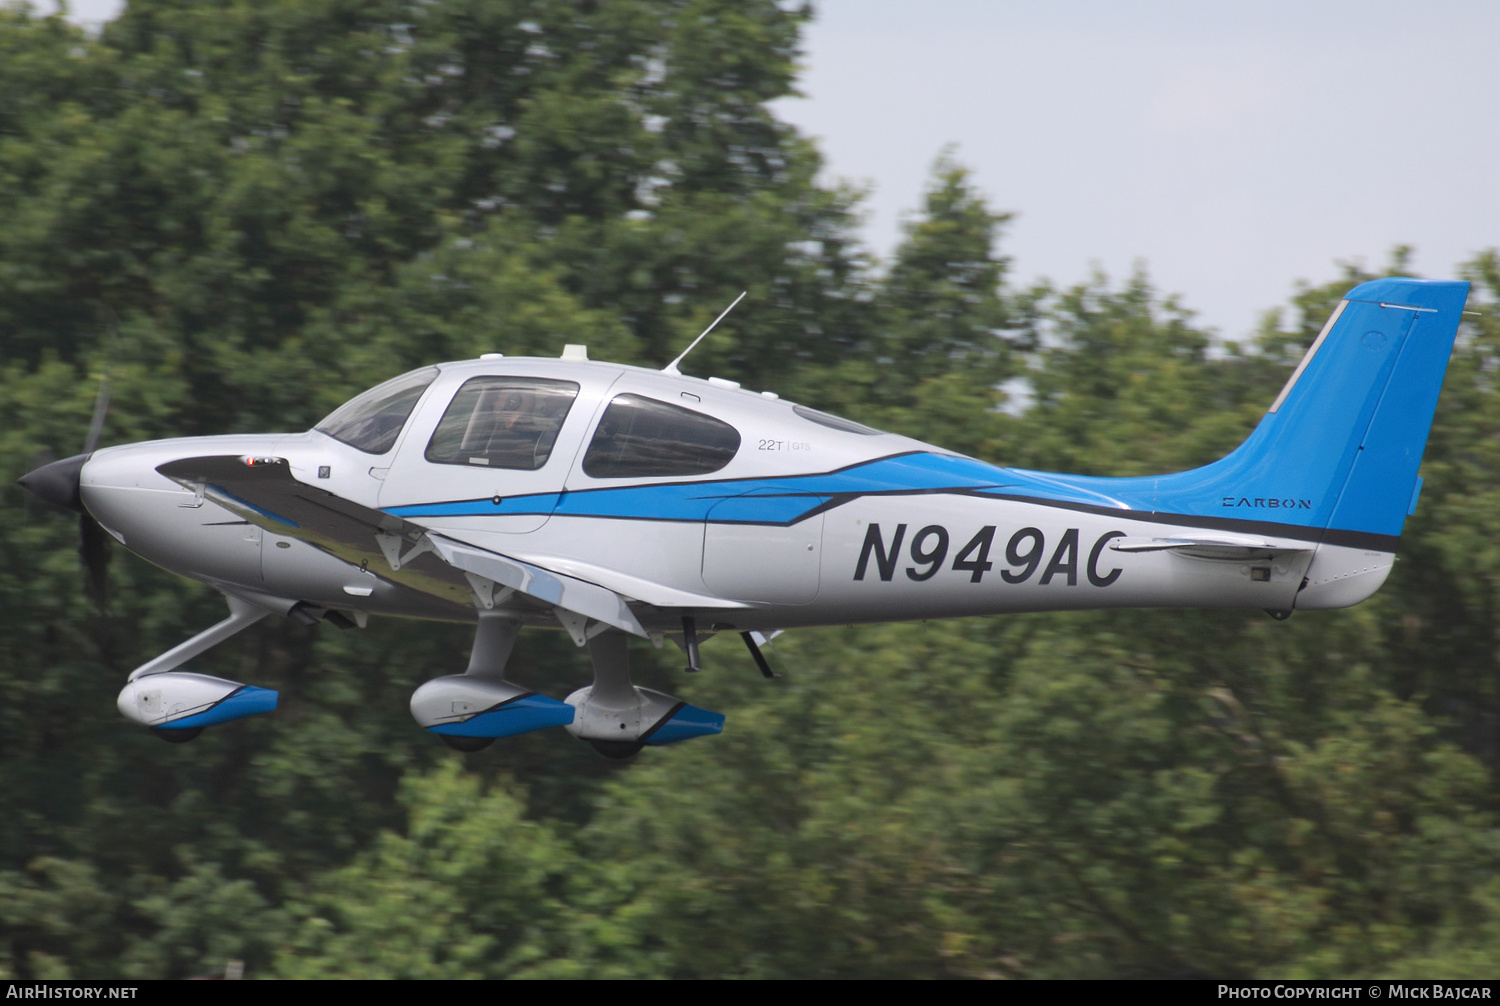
[1, 0, 1498, 979]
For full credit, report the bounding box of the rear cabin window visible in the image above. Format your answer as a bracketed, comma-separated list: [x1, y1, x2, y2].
[316, 367, 438, 455]
[425, 376, 580, 470]
[793, 404, 883, 436]
[582, 394, 741, 478]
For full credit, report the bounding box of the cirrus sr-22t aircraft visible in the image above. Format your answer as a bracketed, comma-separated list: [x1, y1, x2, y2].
[18, 277, 1470, 757]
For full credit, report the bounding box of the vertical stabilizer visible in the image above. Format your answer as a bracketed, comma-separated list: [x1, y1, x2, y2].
[1152, 277, 1469, 546]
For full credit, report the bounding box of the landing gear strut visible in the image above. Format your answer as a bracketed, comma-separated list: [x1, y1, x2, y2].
[564, 630, 723, 757]
[117, 594, 281, 740]
[409, 612, 575, 746]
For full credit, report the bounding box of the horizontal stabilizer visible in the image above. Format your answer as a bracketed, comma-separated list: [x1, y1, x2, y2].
[1109, 535, 1313, 560]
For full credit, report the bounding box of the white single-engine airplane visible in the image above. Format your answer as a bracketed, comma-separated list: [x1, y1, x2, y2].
[18, 277, 1470, 756]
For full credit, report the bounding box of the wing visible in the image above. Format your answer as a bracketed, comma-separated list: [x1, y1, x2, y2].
[156, 455, 649, 639]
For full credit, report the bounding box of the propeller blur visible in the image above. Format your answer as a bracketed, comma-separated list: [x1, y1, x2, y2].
[18, 278, 1471, 756]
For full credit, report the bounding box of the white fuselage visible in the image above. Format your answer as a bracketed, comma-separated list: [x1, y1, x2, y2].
[77, 357, 1391, 635]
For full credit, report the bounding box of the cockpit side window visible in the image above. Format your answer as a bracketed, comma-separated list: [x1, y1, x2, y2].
[425, 376, 581, 470]
[582, 394, 740, 478]
[315, 367, 438, 455]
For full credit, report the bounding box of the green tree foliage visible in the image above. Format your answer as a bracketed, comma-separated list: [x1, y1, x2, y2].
[1, 0, 1498, 980]
[275, 764, 569, 978]
[1012, 273, 1277, 475]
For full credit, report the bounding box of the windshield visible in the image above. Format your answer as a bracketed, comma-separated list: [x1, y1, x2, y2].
[315, 367, 438, 455]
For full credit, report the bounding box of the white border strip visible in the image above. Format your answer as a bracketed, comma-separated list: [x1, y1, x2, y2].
[1268, 299, 1347, 414]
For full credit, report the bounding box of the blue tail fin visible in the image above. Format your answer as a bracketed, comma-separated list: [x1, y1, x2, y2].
[1148, 276, 1469, 546]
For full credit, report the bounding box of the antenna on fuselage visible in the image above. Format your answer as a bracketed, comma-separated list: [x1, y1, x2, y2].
[663, 291, 747, 376]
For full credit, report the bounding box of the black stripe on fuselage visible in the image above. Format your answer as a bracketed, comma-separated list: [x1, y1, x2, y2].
[528, 485, 1399, 551]
[974, 492, 1398, 553]
[391, 450, 1400, 552]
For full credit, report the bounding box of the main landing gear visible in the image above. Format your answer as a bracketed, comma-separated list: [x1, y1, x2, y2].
[409, 613, 724, 757]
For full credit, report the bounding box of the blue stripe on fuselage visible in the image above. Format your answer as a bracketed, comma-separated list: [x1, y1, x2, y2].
[378, 450, 1369, 544]
[382, 452, 1011, 525]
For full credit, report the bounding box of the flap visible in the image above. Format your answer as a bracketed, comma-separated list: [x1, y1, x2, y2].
[427, 534, 646, 637]
[496, 552, 751, 611]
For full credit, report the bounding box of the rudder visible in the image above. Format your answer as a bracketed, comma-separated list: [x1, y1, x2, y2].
[1319, 278, 1469, 541]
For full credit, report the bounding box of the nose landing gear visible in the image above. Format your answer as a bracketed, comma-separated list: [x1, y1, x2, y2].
[116, 595, 280, 741]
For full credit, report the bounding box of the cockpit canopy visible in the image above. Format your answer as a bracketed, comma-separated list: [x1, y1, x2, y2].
[314, 359, 888, 483]
[315, 367, 437, 455]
